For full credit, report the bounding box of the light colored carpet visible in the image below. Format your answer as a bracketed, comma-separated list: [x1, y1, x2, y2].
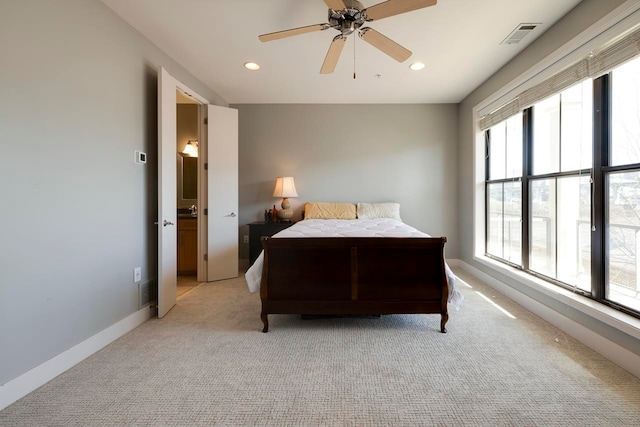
[177, 275, 200, 298]
[1, 267, 639, 426]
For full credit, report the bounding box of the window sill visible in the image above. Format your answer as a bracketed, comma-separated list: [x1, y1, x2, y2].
[471, 255, 640, 341]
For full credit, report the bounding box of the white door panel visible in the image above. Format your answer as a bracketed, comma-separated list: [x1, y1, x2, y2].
[207, 105, 238, 281]
[157, 67, 177, 317]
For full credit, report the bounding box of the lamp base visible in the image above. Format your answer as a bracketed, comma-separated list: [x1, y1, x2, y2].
[277, 209, 293, 222]
[281, 197, 291, 210]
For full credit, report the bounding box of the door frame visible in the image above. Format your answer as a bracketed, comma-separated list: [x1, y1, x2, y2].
[174, 84, 210, 282]
[158, 67, 209, 317]
[195, 103, 208, 283]
[174, 83, 210, 283]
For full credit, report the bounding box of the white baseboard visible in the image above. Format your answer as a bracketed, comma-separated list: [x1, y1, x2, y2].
[0, 306, 151, 411]
[452, 259, 640, 379]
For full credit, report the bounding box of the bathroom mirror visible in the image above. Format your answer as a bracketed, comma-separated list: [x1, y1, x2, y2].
[177, 154, 197, 205]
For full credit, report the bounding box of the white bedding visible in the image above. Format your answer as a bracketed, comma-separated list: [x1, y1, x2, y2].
[245, 218, 463, 308]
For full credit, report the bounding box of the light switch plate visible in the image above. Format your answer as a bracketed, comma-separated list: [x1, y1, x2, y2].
[134, 267, 141, 283]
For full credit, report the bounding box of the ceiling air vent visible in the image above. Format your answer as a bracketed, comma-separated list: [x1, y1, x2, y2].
[501, 23, 541, 45]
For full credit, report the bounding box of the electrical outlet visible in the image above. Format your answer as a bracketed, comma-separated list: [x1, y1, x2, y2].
[134, 267, 141, 283]
[243, 235, 249, 244]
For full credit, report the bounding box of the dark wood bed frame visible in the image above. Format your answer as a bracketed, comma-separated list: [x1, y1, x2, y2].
[259, 236, 449, 333]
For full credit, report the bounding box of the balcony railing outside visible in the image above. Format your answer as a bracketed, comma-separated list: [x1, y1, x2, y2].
[488, 212, 640, 311]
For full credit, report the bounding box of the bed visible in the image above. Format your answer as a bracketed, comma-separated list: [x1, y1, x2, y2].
[245, 202, 462, 333]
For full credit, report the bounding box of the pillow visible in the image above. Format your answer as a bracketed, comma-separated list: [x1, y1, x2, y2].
[357, 202, 401, 220]
[304, 202, 357, 220]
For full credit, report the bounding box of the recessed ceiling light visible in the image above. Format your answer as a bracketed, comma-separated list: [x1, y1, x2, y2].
[244, 62, 260, 71]
[409, 62, 425, 71]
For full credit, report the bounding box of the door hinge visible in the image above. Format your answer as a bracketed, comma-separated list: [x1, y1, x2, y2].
[204, 208, 208, 215]
[204, 253, 208, 261]
[204, 163, 208, 170]
[204, 117, 208, 125]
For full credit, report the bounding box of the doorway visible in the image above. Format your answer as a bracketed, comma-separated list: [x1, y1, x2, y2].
[176, 90, 200, 298]
[157, 67, 238, 318]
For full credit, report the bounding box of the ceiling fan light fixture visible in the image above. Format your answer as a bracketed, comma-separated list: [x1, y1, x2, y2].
[244, 62, 261, 70]
[410, 62, 425, 71]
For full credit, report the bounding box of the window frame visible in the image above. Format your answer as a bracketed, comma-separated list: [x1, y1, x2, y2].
[484, 72, 640, 319]
[485, 114, 524, 268]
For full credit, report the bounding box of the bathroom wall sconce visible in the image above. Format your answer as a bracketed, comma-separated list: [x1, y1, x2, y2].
[181, 140, 198, 157]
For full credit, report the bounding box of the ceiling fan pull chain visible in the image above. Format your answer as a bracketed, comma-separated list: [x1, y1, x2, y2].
[353, 33, 356, 79]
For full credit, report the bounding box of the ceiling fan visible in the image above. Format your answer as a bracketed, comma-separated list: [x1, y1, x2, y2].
[258, 0, 437, 74]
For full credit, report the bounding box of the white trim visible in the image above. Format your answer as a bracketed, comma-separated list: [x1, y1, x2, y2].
[456, 259, 640, 379]
[175, 80, 209, 106]
[471, 108, 486, 259]
[0, 307, 151, 410]
[197, 104, 207, 283]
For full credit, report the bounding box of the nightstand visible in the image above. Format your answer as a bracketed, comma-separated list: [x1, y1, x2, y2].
[248, 222, 294, 266]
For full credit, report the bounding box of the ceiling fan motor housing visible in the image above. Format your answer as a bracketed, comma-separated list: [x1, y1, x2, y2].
[328, 0, 365, 35]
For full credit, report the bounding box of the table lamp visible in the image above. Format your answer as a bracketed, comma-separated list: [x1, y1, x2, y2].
[273, 177, 298, 222]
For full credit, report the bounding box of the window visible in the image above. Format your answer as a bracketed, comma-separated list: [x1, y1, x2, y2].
[529, 81, 592, 291]
[611, 57, 640, 166]
[484, 56, 640, 317]
[528, 176, 591, 291]
[487, 181, 522, 264]
[608, 171, 640, 312]
[607, 56, 640, 312]
[532, 84, 593, 174]
[486, 114, 522, 265]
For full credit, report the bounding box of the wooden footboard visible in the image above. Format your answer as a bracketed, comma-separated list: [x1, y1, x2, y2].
[259, 237, 449, 333]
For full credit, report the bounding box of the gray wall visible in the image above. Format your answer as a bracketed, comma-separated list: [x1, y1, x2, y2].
[0, 0, 226, 385]
[234, 104, 458, 260]
[456, 0, 640, 356]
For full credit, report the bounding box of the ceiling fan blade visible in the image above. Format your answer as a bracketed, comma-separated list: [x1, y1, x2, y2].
[359, 28, 411, 62]
[259, 24, 329, 42]
[364, 0, 437, 21]
[320, 35, 347, 74]
[324, 0, 346, 10]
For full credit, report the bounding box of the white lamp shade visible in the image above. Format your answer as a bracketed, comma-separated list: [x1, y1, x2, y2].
[182, 141, 198, 157]
[273, 177, 298, 198]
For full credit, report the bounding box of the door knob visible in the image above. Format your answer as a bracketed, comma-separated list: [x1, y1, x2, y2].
[163, 220, 175, 226]
[226, 213, 236, 217]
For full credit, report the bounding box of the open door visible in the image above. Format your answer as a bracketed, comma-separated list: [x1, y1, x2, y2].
[157, 67, 178, 318]
[158, 67, 237, 312]
[206, 105, 239, 280]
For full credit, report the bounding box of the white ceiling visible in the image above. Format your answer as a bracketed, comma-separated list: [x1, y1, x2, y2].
[101, 0, 583, 104]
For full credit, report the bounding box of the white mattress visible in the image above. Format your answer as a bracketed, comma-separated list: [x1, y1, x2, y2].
[245, 218, 463, 308]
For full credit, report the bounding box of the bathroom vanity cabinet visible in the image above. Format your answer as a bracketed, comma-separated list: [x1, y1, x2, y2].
[177, 217, 197, 275]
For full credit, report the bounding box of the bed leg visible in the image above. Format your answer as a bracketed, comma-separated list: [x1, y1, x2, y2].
[261, 313, 269, 333]
[440, 312, 449, 333]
